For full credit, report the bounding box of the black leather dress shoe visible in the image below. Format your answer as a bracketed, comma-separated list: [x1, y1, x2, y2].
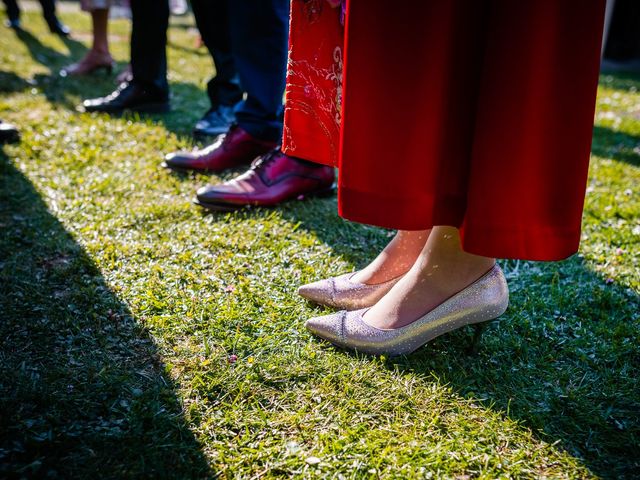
[46, 17, 70, 36]
[0, 120, 19, 144]
[82, 82, 170, 114]
[193, 104, 235, 139]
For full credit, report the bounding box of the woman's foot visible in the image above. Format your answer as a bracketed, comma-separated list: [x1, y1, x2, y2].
[298, 271, 403, 310]
[363, 226, 496, 329]
[305, 265, 508, 356]
[61, 50, 114, 77]
[350, 229, 430, 285]
[298, 230, 428, 309]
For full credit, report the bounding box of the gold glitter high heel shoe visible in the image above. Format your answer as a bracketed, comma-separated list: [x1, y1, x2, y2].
[305, 265, 508, 356]
[298, 272, 404, 311]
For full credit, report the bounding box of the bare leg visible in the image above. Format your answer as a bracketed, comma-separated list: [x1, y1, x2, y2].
[62, 9, 113, 75]
[90, 9, 110, 56]
[351, 230, 430, 284]
[363, 226, 495, 329]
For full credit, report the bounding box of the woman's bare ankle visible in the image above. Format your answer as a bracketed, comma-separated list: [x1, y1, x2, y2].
[363, 226, 495, 329]
[351, 229, 430, 284]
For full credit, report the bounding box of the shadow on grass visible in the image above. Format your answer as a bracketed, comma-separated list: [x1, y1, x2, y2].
[10, 25, 209, 139]
[222, 199, 640, 478]
[0, 152, 212, 478]
[592, 125, 640, 167]
[28, 69, 208, 139]
[383, 259, 640, 479]
[594, 70, 640, 168]
[34, 72, 209, 139]
[14, 27, 88, 68]
[280, 197, 393, 268]
[195, 193, 391, 271]
[0, 71, 32, 94]
[278, 203, 640, 479]
[599, 71, 640, 93]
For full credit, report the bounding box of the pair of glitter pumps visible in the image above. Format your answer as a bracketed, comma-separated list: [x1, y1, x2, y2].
[299, 264, 509, 356]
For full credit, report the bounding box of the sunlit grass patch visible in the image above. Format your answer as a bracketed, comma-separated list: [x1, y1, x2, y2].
[1, 4, 639, 479]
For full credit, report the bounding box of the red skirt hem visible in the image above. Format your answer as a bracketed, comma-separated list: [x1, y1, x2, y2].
[284, 0, 605, 261]
[339, 187, 581, 261]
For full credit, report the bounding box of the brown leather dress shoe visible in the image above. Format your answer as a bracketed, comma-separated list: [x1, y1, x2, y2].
[163, 125, 278, 173]
[194, 150, 335, 210]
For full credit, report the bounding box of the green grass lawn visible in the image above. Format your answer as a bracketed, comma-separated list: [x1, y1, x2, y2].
[1, 6, 639, 480]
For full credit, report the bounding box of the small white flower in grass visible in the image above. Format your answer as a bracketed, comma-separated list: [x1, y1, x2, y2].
[285, 441, 300, 454]
[305, 456, 321, 465]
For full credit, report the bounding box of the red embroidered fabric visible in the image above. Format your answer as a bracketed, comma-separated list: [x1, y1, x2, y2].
[283, 0, 344, 167]
[283, 0, 606, 261]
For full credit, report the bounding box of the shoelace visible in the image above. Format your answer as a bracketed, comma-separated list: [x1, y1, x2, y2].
[190, 124, 240, 155]
[251, 149, 281, 170]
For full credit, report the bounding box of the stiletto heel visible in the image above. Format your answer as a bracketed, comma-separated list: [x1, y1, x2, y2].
[467, 322, 486, 354]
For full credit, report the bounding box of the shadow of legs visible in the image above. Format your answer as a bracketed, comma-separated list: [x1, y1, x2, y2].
[0, 152, 212, 478]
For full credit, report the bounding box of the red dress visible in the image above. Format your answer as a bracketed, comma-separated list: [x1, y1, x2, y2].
[283, 0, 606, 261]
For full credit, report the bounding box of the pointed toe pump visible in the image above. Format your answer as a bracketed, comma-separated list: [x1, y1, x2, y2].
[298, 272, 403, 311]
[305, 265, 509, 356]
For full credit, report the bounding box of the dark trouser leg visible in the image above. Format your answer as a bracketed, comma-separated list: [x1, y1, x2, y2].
[3, 0, 20, 21]
[207, 51, 242, 109]
[38, 0, 56, 22]
[191, 0, 243, 109]
[227, 0, 289, 142]
[130, 0, 170, 95]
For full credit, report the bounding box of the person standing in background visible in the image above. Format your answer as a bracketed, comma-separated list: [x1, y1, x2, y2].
[164, 0, 336, 211]
[61, 0, 122, 76]
[189, 0, 242, 138]
[81, 0, 171, 113]
[80, 0, 241, 136]
[2, 0, 69, 35]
